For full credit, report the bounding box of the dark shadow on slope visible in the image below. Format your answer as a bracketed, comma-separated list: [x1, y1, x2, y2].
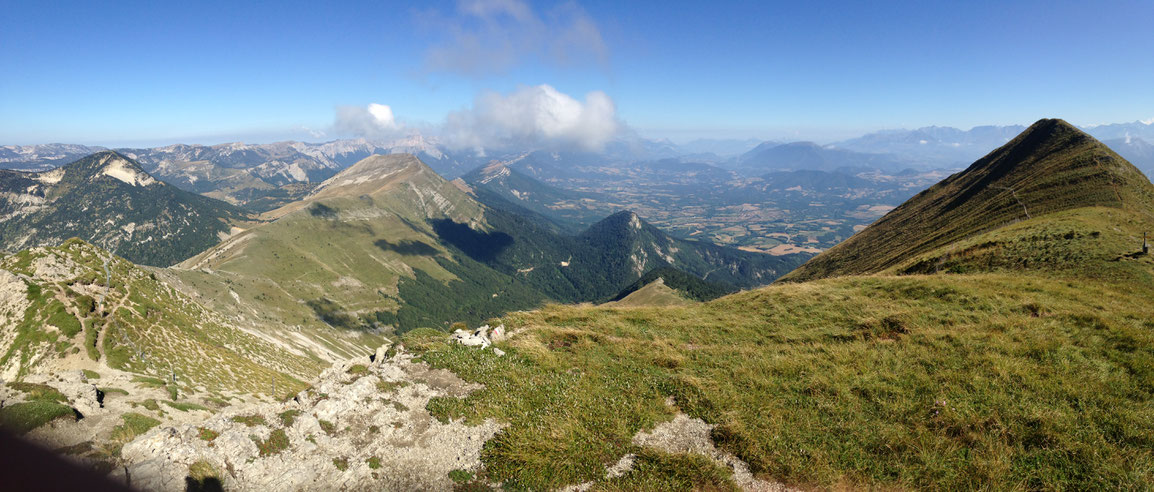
[374, 239, 439, 256]
[306, 298, 360, 330]
[185, 476, 224, 492]
[430, 219, 514, 263]
[307, 202, 338, 219]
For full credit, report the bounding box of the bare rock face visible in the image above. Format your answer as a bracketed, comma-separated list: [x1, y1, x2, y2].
[451, 324, 506, 355]
[119, 350, 502, 491]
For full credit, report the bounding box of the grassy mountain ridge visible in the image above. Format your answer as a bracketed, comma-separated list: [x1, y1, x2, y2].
[172, 153, 803, 335]
[609, 266, 736, 303]
[395, 119, 1154, 489]
[173, 153, 485, 338]
[413, 268, 1154, 489]
[784, 118, 1154, 281]
[0, 151, 249, 266]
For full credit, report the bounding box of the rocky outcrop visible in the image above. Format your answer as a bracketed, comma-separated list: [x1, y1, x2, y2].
[450, 324, 506, 355]
[117, 348, 503, 491]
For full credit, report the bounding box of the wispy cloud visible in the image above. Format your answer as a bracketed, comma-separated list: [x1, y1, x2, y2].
[442, 84, 621, 151]
[418, 0, 608, 77]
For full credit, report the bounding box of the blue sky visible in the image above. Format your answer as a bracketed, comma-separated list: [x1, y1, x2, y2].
[2, 0, 1152, 147]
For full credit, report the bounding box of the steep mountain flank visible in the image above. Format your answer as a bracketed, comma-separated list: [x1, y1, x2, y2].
[0, 151, 248, 266]
[0, 239, 318, 391]
[462, 161, 609, 232]
[783, 118, 1154, 281]
[578, 210, 799, 289]
[172, 153, 501, 335]
[172, 154, 804, 334]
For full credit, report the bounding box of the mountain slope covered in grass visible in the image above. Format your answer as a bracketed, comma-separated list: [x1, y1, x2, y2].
[783, 118, 1154, 281]
[397, 119, 1154, 490]
[0, 151, 249, 266]
[174, 154, 804, 335]
[0, 239, 317, 394]
[609, 266, 735, 303]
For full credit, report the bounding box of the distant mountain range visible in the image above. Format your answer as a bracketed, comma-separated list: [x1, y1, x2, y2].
[727, 141, 912, 175]
[0, 151, 248, 266]
[4, 119, 1151, 213]
[832, 119, 1154, 171]
[0, 138, 482, 212]
[1103, 136, 1154, 178]
[784, 118, 1154, 281]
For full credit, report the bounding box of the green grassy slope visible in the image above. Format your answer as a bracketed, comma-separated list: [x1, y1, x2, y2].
[609, 266, 736, 303]
[405, 208, 1154, 490]
[173, 153, 488, 341]
[395, 121, 1154, 489]
[895, 206, 1154, 281]
[0, 239, 316, 396]
[604, 277, 693, 307]
[174, 154, 802, 337]
[784, 118, 1154, 281]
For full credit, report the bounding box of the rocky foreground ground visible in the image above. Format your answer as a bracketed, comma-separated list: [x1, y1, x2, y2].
[116, 345, 503, 491]
[4, 328, 788, 491]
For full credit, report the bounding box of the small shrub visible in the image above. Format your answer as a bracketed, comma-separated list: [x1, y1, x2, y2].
[82, 369, 100, 380]
[163, 401, 207, 412]
[187, 460, 219, 482]
[347, 364, 368, 375]
[111, 413, 160, 444]
[448, 469, 474, 483]
[45, 301, 82, 337]
[255, 429, 289, 456]
[376, 380, 407, 393]
[318, 419, 335, 434]
[366, 456, 381, 469]
[333, 457, 349, 471]
[231, 414, 267, 427]
[278, 409, 301, 427]
[132, 376, 166, 387]
[197, 427, 220, 442]
[8, 382, 68, 403]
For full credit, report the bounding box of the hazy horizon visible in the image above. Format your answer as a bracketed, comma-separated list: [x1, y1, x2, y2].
[3, 0, 1153, 147]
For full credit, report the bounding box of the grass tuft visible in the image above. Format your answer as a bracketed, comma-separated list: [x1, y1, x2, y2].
[0, 401, 75, 435]
[231, 414, 267, 427]
[254, 429, 289, 456]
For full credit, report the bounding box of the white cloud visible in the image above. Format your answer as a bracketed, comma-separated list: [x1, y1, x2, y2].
[442, 84, 621, 151]
[1142, 117, 1154, 125]
[333, 103, 405, 140]
[367, 104, 398, 130]
[419, 0, 608, 77]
